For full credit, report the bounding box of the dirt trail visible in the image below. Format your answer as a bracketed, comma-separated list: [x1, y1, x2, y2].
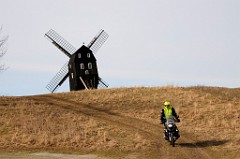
[28, 95, 214, 159]
[0, 152, 103, 159]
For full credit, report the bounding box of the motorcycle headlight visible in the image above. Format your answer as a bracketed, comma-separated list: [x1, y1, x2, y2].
[168, 124, 173, 128]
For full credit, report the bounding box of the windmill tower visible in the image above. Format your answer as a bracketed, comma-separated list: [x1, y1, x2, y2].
[45, 29, 109, 93]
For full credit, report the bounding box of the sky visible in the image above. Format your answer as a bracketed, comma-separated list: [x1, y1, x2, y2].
[0, 0, 240, 96]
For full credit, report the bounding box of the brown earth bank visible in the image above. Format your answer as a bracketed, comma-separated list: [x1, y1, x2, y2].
[0, 86, 240, 158]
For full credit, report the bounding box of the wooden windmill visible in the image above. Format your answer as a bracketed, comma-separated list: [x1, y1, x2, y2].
[45, 29, 109, 93]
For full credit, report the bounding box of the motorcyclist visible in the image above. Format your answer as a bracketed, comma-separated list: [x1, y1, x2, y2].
[160, 101, 180, 140]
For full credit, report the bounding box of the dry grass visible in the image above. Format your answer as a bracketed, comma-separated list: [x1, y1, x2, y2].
[0, 86, 240, 158]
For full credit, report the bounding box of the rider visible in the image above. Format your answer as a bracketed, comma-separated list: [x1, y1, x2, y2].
[160, 101, 180, 140]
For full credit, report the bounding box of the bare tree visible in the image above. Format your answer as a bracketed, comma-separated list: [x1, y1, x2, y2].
[0, 27, 8, 71]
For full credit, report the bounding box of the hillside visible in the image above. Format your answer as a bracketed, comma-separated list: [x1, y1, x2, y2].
[0, 86, 239, 158]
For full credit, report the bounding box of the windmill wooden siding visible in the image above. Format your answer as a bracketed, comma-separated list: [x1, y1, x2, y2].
[68, 45, 99, 90]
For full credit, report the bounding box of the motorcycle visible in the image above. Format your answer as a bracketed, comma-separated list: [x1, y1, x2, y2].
[164, 116, 180, 147]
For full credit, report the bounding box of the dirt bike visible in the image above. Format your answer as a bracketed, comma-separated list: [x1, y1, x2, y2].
[164, 116, 180, 147]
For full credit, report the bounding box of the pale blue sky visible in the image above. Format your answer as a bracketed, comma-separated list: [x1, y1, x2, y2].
[0, 0, 240, 96]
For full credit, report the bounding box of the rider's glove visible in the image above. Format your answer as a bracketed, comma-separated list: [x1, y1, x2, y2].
[176, 116, 180, 122]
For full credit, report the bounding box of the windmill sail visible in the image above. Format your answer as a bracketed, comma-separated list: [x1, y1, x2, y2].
[98, 77, 109, 88]
[46, 62, 69, 93]
[87, 30, 109, 54]
[45, 29, 77, 57]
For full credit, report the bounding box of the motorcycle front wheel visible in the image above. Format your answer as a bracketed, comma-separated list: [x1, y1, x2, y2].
[170, 133, 175, 147]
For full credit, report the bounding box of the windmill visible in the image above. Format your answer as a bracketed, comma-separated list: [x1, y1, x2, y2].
[45, 29, 109, 93]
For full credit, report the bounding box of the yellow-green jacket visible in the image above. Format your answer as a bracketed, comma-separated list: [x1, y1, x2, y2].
[160, 106, 178, 123]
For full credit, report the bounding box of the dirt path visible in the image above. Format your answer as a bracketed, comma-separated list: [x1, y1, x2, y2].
[0, 152, 104, 159]
[28, 95, 214, 159]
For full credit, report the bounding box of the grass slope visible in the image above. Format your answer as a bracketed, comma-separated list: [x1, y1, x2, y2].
[0, 86, 239, 158]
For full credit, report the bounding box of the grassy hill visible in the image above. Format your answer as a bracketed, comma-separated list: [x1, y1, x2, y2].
[0, 86, 239, 158]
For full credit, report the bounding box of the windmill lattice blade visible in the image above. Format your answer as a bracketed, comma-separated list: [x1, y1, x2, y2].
[87, 30, 109, 54]
[98, 77, 109, 88]
[45, 29, 77, 57]
[46, 62, 69, 93]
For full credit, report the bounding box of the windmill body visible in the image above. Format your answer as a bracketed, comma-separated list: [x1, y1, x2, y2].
[68, 45, 99, 90]
[45, 29, 109, 93]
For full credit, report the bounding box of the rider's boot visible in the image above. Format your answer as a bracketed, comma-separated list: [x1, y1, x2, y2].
[163, 129, 168, 140]
[175, 129, 180, 140]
